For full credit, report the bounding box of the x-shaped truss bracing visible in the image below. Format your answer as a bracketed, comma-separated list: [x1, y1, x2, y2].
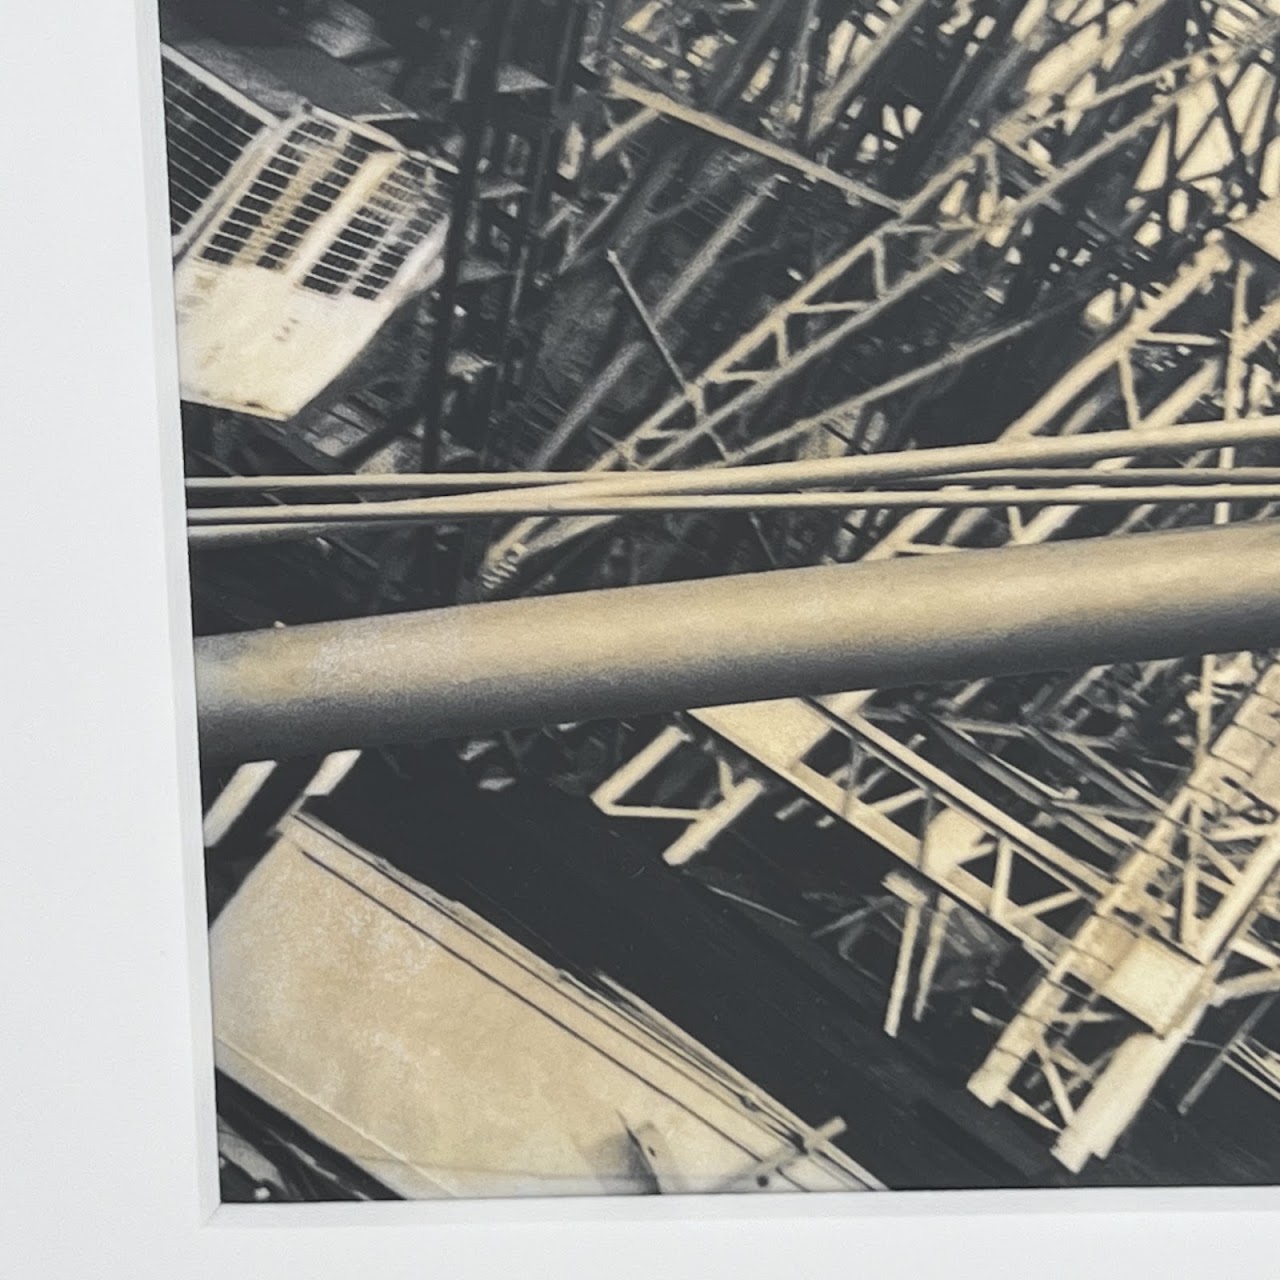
[480, 0, 1280, 593]
[581, 212, 1280, 1166]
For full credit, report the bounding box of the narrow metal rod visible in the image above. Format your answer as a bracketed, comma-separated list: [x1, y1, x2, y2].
[606, 249, 689, 393]
[188, 483, 1280, 530]
[1179, 995, 1278, 1115]
[928, 468, 1280, 488]
[185, 466, 1280, 500]
[913, 899, 955, 1024]
[184, 419, 1280, 499]
[885, 902, 924, 1039]
[195, 521, 1280, 763]
[186, 471, 601, 494]
[192, 524, 352, 549]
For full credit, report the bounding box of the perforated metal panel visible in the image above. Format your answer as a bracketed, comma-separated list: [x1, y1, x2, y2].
[167, 61, 450, 420]
[162, 48, 275, 246]
[198, 117, 375, 269]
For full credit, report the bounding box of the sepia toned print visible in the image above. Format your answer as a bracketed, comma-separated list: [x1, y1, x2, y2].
[168, 0, 1280, 1200]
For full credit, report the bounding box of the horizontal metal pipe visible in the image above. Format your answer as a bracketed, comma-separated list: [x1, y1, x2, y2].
[184, 416, 1280, 502]
[188, 484, 1280, 528]
[934, 468, 1280, 488]
[191, 523, 358, 549]
[526, 417, 1280, 501]
[186, 471, 593, 495]
[185, 466, 1280, 498]
[186, 472, 1280, 547]
[486, 415, 1280, 502]
[195, 521, 1280, 764]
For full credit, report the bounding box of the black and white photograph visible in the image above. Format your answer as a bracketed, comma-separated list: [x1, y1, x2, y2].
[157, 0, 1280, 1204]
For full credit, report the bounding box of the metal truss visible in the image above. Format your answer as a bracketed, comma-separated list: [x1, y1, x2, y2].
[385, 0, 595, 465]
[478, 0, 1280, 595]
[476, 0, 935, 473]
[573, 209, 1280, 1165]
[182, 0, 1280, 1173]
[967, 658, 1280, 1168]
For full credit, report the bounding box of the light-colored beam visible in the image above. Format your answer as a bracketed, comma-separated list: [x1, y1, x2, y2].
[189, 483, 1280, 536]
[606, 77, 900, 210]
[196, 520, 1280, 764]
[183, 465, 1280, 498]
[189, 413, 1280, 507]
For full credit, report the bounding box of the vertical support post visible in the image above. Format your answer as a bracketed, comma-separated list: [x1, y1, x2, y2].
[415, 0, 517, 472]
[913, 897, 956, 1023]
[478, 0, 589, 437]
[1052, 1022, 1198, 1172]
[885, 899, 924, 1038]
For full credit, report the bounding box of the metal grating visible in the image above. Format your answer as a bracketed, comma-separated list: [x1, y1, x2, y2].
[199, 117, 376, 268]
[301, 156, 446, 301]
[162, 54, 270, 239]
[351, 170, 448, 302]
[194, 113, 445, 302]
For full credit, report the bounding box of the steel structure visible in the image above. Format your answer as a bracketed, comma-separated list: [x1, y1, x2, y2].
[196, 521, 1280, 762]
[574, 206, 1280, 1168]
[465, 0, 1280, 1170]
[477, 0, 1280, 594]
[175, 0, 1280, 1180]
